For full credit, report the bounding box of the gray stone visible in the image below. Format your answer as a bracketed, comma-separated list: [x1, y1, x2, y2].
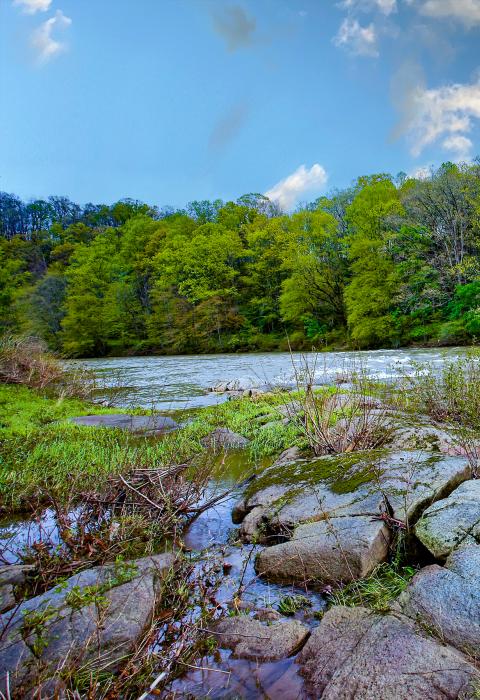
[0, 553, 175, 697]
[235, 450, 470, 586]
[271, 446, 304, 468]
[238, 450, 470, 543]
[255, 516, 390, 585]
[400, 544, 480, 656]
[0, 564, 35, 613]
[201, 428, 250, 450]
[298, 606, 479, 699]
[415, 479, 480, 559]
[211, 615, 309, 661]
[70, 414, 178, 434]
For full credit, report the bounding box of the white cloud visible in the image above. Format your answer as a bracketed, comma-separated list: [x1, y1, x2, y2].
[408, 164, 432, 179]
[418, 0, 480, 26]
[32, 9, 72, 64]
[442, 134, 473, 160]
[339, 0, 397, 15]
[13, 0, 51, 13]
[333, 17, 379, 56]
[405, 77, 480, 160]
[265, 164, 328, 211]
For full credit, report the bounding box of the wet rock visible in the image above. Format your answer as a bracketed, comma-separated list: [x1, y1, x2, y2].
[400, 544, 480, 657]
[70, 414, 178, 434]
[297, 606, 479, 699]
[255, 516, 390, 585]
[0, 553, 175, 697]
[211, 615, 309, 661]
[275, 401, 303, 419]
[0, 564, 35, 613]
[253, 607, 282, 622]
[201, 428, 250, 450]
[415, 479, 480, 559]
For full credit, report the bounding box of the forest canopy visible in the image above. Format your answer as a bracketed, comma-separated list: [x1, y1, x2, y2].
[2, 162, 480, 357]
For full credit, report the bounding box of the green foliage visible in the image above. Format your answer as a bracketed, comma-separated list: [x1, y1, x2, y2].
[330, 562, 416, 613]
[2, 162, 480, 355]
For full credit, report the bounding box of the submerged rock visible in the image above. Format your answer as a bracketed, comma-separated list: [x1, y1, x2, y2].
[0, 553, 175, 697]
[297, 606, 479, 699]
[70, 414, 178, 434]
[211, 615, 309, 661]
[400, 544, 480, 657]
[201, 428, 250, 450]
[234, 450, 470, 585]
[415, 479, 480, 559]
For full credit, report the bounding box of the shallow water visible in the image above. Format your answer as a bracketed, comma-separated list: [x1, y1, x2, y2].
[67, 346, 467, 410]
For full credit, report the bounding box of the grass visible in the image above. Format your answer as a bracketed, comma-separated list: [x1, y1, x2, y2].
[0, 383, 308, 513]
[329, 561, 417, 613]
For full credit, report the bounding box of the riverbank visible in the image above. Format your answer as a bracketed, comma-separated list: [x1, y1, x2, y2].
[2, 352, 480, 698]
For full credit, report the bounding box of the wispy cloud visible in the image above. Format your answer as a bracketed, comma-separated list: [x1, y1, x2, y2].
[211, 5, 256, 52]
[13, 0, 51, 13]
[333, 17, 379, 56]
[398, 75, 480, 160]
[265, 164, 328, 211]
[32, 9, 72, 64]
[209, 101, 249, 153]
[338, 0, 397, 15]
[418, 0, 480, 26]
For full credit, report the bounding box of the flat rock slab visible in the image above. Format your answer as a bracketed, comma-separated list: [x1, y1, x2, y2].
[0, 553, 175, 697]
[255, 516, 390, 585]
[400, 544, 480, 657]
[415, 479, 480, 559]
[201, 428, 250, 450]
[297, 606, 479, 699]
[211, 615, 309, 661]
[236, 450, 470, 545]
[70, 414, 179, 434]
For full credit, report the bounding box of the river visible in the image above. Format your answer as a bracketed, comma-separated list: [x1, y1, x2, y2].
[68, 346, 467, 411]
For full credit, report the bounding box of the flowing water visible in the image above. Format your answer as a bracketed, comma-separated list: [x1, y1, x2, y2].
[67, 346, 467, 410]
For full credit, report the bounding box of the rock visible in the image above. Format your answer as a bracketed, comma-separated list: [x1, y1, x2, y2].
[211, 615, 309, 661]
[70, 414, 178, 435]
[415, 479, 480, 559]
[271, 446, 304, 467]
[0, 564, 35, 613]
[0, 553, 175, 697]
[255, 516, 390, 585]
[239, 450, 470, 543]
[235, 450, 470, 585]
[253, 607, 282, 622]
[201, 428, 250, 450]
[297, 606, 479, 699]
[400, 544, 480, 657]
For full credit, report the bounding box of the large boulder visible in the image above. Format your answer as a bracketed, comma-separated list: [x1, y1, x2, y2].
[211, 615, 309, 661]
[415, 480, 480, 559]
[70, 414, 178, 435]
[233, 450, 470, 585]
[400, 544, 480, 657]
[0, 553, 175, 697]
[297, 606, 479, 699]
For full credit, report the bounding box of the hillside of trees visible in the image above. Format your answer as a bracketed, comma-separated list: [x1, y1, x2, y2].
[1, 162, 480, 357]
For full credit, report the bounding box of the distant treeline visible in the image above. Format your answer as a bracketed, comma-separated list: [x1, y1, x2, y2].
[2, 162, 480, 357]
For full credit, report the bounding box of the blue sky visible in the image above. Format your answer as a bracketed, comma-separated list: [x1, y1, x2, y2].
[1, 0, 480, 210]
